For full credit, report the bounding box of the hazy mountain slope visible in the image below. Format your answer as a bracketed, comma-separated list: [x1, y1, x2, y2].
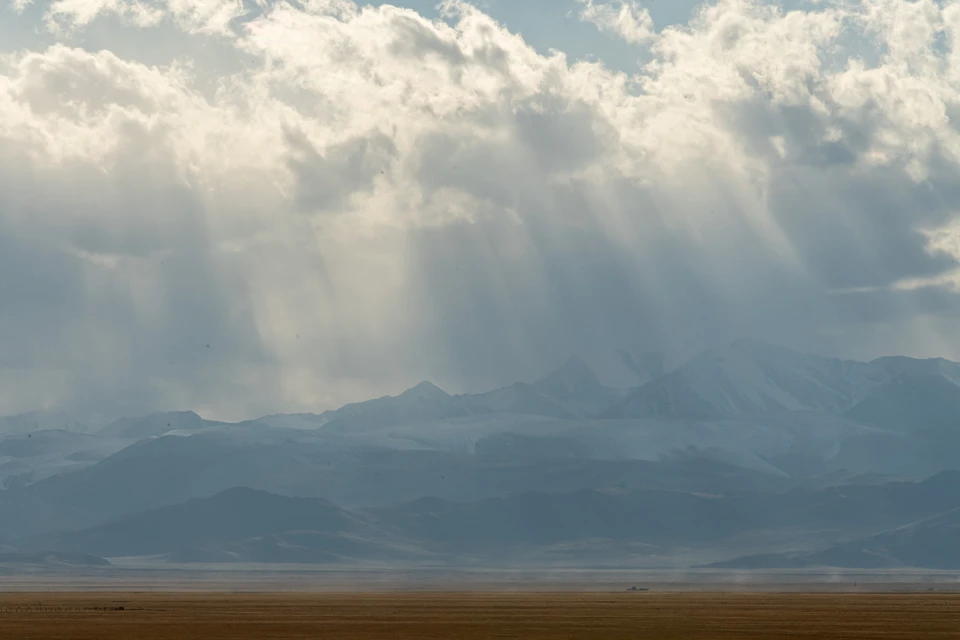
[372, 472, 960, 553]
[0, 412, 91, 435]
[14, 424, 796, 530]
[22, 471, 960, 567]
[808, 507, 960, 569]
[527, 356, 626, 415]
[99, 411, 226, 439]
[869, 356, 960, 385]
[823, 429, 941, 477]
[22, 485, 770, 563]
[344, 411, 888, 478]
[702, 472, 960, 569]
[319, 381, 471, 431]
[462, 383, 576, 419]
[246, 340, 960, 430]
[0, 429, 129, 489]
[0, 551, 110, 567]
[726, 502, 960, 570]
[608, 340, 889, 419]
[769, 471, 960, 530]
[321, 374, 617, 431]
[839, 375, 960, 474]
[0, 431, 106, 460]
[23, 433, 324, 517]
[239, 413, 329, 430]
[14, 404, 899, 532]
[306, 355, 641, 432]
[0, 488, 104, 539]
[532, 357, 606, 398]
[578, 349, 664, 389]
[30, 487, 369, 557]
[845, 373, 960, 434]
[166, 530, 421, 565]
[223, 342, 960, 434]
[370, 488, 766, 553]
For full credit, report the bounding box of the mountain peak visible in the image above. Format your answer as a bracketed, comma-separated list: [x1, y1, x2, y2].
[577, 349, 664, 389]
[533, 356, 604, 399]
[164, 409, 203, 420]
[400, 380, 450, 400]
[98, 410, 215, 439]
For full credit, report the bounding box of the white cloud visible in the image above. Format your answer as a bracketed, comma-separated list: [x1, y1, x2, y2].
[30, 0, 247, 33]
[3, 1, 960, 417]
[577, 0, 656, 44]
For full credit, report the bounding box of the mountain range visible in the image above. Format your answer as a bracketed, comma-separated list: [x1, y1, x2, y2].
[4, 339, 960, 571]
[21, 471, 960, 569]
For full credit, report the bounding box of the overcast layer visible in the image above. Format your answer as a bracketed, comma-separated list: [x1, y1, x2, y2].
[2, 0, 960, 419]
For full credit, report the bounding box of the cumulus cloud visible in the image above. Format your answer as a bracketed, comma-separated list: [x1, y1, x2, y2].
[14, 0, 248, 34]
[577, 0, 656, 44]
[3, 0, 960, 419]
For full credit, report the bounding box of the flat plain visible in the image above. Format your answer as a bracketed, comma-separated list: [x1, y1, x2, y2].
[2, 592, 960, 639]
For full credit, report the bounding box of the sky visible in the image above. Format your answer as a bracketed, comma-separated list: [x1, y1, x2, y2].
[3, 0, 960, 420]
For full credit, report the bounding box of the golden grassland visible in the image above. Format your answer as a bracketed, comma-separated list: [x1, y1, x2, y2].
[2, 592, 960, 639]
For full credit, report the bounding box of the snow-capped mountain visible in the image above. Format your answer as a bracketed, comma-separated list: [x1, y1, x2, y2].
[319, 377, 585, 431]
[9, 340, 960, 572]
[845, 373, 960, 434]
[318, 359, 638, 431]
[319, 381, 470, 431]
[529, 356, 627, 413]
[575, 349, 664, 390]
[99, 411, 226, 439]
[868, 356, 960, 386]
[465, 383, 575, 419]
[0, 429, 129, 489]
[606, 339, 922, 419]
[532, 356, 606, 399]
[0, 412, 91, 436]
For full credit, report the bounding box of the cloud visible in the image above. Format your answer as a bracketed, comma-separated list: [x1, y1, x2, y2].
[3, 0, 960, 418]
[15, 0, 248, 34]
[576, 0, 656, 44]
[284, 126, 396, 213]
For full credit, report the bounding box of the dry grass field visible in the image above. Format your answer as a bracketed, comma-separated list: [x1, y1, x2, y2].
[1, 592, 960, 639]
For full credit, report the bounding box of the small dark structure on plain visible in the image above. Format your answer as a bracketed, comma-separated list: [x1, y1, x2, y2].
[626, 586, 649, 592]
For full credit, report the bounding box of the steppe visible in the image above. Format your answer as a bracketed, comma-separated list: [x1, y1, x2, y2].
[3, 591, 960, 639]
